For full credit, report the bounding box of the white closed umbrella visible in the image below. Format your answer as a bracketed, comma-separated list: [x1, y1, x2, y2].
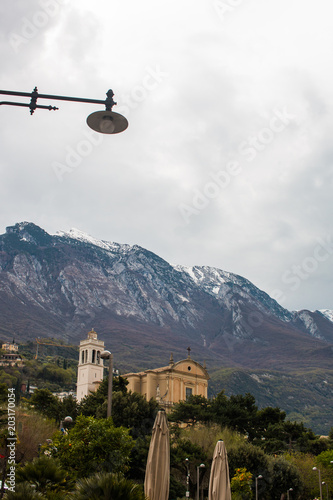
[144, 409, 170, 500]
[208, 440, 231, 500]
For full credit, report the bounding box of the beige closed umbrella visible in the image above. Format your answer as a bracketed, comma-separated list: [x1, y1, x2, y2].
[144, 409, 170, 500]
[208, 440, 231, 500]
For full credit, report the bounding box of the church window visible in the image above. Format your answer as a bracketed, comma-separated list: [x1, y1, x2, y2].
[186, 387, 192, 400]
[81, 351, 84, 364]
[92, 349, 96, 363]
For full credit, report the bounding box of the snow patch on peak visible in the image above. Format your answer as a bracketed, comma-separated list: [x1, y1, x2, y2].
[174, 265, 201, 284]
[56, 228, 132, 254]
[175, 264, 235, 289]
[319, 309, 333, 323]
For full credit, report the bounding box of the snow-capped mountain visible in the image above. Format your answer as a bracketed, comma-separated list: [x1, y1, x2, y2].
[176, 265, 294, 322]
[0, 222, 332, 371]
[320, 309, 333, 323]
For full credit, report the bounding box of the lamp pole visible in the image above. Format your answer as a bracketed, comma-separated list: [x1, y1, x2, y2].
[196, 464, 205, 500]
[255, 475, 262, 500]
[101, 350, 113, 417]
[185, 458, 190, 498]
[287, 487, 293, 500]
[0, 87, 128, 134]
[313, 467, 322, 500]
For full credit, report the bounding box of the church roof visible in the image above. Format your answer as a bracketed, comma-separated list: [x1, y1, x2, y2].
[123, 356, 209, 379]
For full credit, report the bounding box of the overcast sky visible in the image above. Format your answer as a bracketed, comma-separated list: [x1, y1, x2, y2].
[1, 0, 332, 312]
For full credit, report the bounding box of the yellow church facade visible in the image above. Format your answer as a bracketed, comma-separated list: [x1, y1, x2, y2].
[123, 351, 209, 410]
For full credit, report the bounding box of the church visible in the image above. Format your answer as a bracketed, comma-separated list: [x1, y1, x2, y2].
[76, 330, 209, 408]
[123, 348, 209, 411]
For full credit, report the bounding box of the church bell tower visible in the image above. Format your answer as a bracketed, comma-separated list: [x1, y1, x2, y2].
[76, 328, 105, 403]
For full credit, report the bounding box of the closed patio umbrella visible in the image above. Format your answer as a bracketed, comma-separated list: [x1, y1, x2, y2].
[144, 409, 170, 500]
[208, 440, 231, 500]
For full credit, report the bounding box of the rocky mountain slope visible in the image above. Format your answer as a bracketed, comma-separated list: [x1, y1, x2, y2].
[0, 222, 332, 373]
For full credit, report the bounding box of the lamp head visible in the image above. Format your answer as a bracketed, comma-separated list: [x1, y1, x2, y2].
[87, 110, 128, 134]
[100, 350, 111, 359]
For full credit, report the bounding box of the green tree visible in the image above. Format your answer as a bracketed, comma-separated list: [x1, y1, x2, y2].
[170, 391, 259, 436]
[77, 378, 158, 483]
[51, 415, 134, 479]
[127, 435, 151, 481]
[170, 433, 208, 499]
[111, 391, 159, 437]
[316, 448, 333, 467]
[16, 455, 71, 495]
[27, 389, 62, 422]
[260, 420, 327, 455]
[72, 472, 147, 500]
[251, 407, 286, 442]
[228, 440, 269, 488]
[79, 377, 158, 438]
[60, 394, 78, 423]
[215, 393, 258, 435]
[78, 377, 128, 417]
[315, 449, 333, 494]
[285, 452, 318, 499]
[169, 474, 186, 500]
[266, 455, 303, 500]
[169, 395, 213, 426]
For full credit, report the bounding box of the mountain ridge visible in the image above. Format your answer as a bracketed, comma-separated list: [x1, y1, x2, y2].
[0, 221, 332, 374]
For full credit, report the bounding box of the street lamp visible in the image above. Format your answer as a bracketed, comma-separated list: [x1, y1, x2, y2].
[0, 87, 128, 134]
[322, 482, 329, 500]
[287, 487, 293, 500]
[60, 415, 73, 433]
[255, 475, 263, 500]
[196, 463, 205, 500]
[185, 458, 190, 498]
[313, 467, 322, 500]
[100, 350, 113, 418]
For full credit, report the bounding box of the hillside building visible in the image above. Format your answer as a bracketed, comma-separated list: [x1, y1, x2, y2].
[2, 342, 19, 352]
[76, 329, 105, 403]
[0, 353, 23, 367]
[123, 348, 209, 411]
